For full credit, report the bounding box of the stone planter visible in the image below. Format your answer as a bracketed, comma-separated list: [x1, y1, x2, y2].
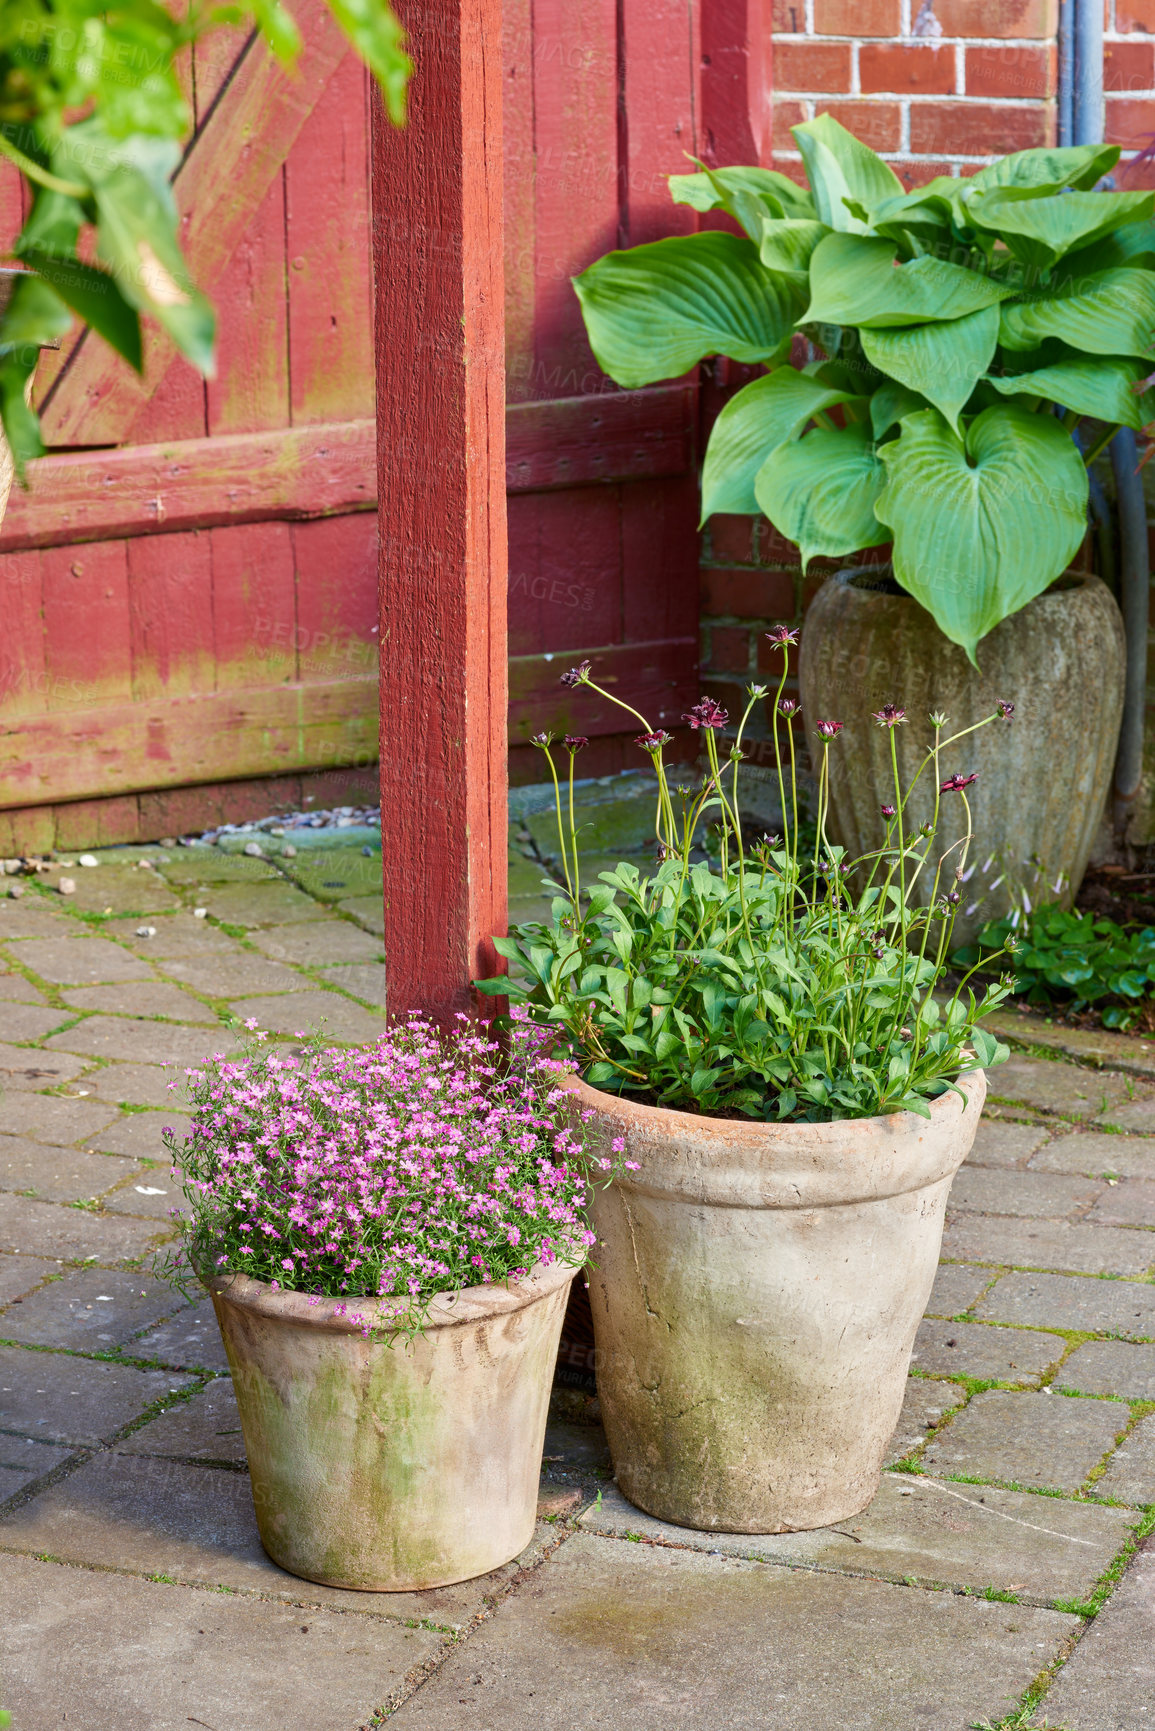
[570, 1071, 985, 1533]
[205, 1256, 573, 1590]
[799, 568, 1125, 947]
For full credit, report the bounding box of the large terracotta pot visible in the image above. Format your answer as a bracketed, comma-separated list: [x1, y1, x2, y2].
[799, 569, 1125, 947]
[570, 1071, 985, 1533]
[206, 1257, 573, 1590]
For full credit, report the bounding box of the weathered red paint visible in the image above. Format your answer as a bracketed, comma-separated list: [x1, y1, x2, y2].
[373, 0, 508, 1019]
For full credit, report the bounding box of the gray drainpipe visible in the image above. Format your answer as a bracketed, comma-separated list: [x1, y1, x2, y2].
[1059, 0, 1149, 836]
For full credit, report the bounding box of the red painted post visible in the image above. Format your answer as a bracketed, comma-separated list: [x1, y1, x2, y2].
[371, 0, 508, 1020]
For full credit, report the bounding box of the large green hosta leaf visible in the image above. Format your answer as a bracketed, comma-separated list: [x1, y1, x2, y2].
[754, 421, 889, 567]
[999, 267, 1155, 359]
[875, 405, 1088, 662]
[966, 187, 1154, 270]
[1058, 219, 1155, 279]
[985, 354, 1155, 428]
[860, 304, 999, 431]
[760, 219, 830, 275]
[669, 167, 817, 223]
[791, 114, 902, 234]
[701, 368, 857, 519]
[967, 143, 1120, 194]
[573, 234, 802, 388]
[804, 232, 1014, 329]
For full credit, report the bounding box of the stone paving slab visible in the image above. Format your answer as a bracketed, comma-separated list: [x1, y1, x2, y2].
[338, 895, 385, 934]
[578, 1476, 1134, 1605]
[920, 1389, 1127, 1490]
[45, 1016, 237, 1067]
[7, 936, 154, 985]
[0, 1192, 172, 1263]
[0, 1091, 118, 1145]
[1033, 1130, 1155, 1180]
[0, 1002, 71, 1042]
[910, 1318, 1066, 1382]
[156, 852, 280, 884]
[1086, 1179, 1155, 1228]
[987, 1058, 1134, 1119]
[83, 1063, 188, 1109]
[946, 1165, 1105, 1219]
[60, 981, 220, 1024]
[1098, 1096, 1155, 1133]
[0, 1041, 89, 1091]
[388, 1529, 1078, 1731]
[0, 1438, 74, 1500]
[974, 1271, 1155, 1338]
[0, 1346, 191, 1445]
[1058, 1339, 1155, 1401]
[0, 1253, 54, 1305]
[198, 882, 327, 926]
[0, 973, 47, 1002]
[941, 1214, 1155, 1276]
[103, 1169, 184, 1220]
[0, 1449, 566, 1629]
[885, 1378, 967, 1463]
[319, 961, 389, 1006]
[281, 848, 383, 904]
[92, 1109, 189, 1158]
[0, 1138, 137, 1203]
[1030, 1537, 1155, 1728]
[0, 1552, 445, 1731]
[228, 991, 386, 1042]
[0, 1268, 183, 1351]
[42, 865, 180, 915]
[109, 912, 246, 957]
[0, 905, 77, 939]
[249, 921, 385, 964]
[925, 1263, 995, 1316]
[131, 1298, 232, 1373]
[1091, 1415, 1155, 1506]
[966, 1121, 1055, 1168]
[155, 953, 313, 998]
[118, 1378, 245, 1461]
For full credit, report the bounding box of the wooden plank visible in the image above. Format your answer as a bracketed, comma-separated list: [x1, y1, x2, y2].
[127, 532, 216, 702]
[193, 24, 253, 125]
[40, 542, 132, 713]
[0, 422, 376, 551]
[285, 53, 374, 424]
[206, 168, 290, 435]
[374, 0, 508, 1017]
[506, 385, 694, 490]
[621, 476, 702, 643]
[509, 637, 698, 743]
[125, 358, 208, 446]
[0, 553, 45, 722]
[209, 522, 297, 687]
[502, 0, 536, 403]
[39, 0, 353, 447]
[620, 0, 699, 245]
[0, 162, 24, 254]
[0, 677, 378, 810]
[292, 515, 379, 681]
[700, 0, 770, 168]
[507, 487, 624, 659]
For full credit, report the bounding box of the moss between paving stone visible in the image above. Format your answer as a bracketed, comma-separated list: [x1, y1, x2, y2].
[279, 848, 383, 905]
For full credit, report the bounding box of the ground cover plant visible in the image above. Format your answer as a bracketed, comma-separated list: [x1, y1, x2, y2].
[574, 117, 1155, 659]
[957, 902, 1155, 1030]
[481, 631, 1016, 1122]
[161, 1014, 621, 1330]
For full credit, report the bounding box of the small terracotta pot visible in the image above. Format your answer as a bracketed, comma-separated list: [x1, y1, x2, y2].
[568, 1072, 985, 1534]
[205, 1257, 574, 1590]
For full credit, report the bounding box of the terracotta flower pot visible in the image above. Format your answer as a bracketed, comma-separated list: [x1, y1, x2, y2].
[568, 1071, 985, 1534]
[799, 568, 1125, 947]
[205, 1257, 574, 1591]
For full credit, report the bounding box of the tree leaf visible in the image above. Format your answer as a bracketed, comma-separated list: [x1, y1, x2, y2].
[669, 166, 817, 222]
[999, 267, 1155, 359]
[965, 186, 1154, 270]
[701, 367, 855, 518]
[984, 353, 1155, 429]
[804, 232, 1015, 329]
[874, 405, 1088, 661]
[791, 114, 903, 233]
[754, 421, 889, 568]
[324, 0, 413, 124]
[573, 233, 803, 388]
[0, 273, 73, 473]
[859, 304, 1000, 432]
[967, 142, 1120, 194]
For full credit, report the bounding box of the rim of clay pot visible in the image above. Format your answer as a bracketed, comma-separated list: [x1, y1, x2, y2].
[564, 1070, 985, 1209]
[201, 1252, 577, 1335]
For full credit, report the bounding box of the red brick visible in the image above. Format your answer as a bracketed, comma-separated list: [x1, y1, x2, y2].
[814, 100, 902, 152]
[1107, 96, 1155, 146]
[1116, 152, 1155, 186]
[1119, 0, 1155, 32]
[909, 100, 1051, 157]
[894, 158, 960, 188]
[755, 636, 801, 677]
[860, 44, 956, 95]
[707, 515, 757, 564]
[935, 0, 1058, 38]
[756, 519, 805, 568]
[700, 567, 796, 620]
[1106, 39, 1155, 91]
[772, 100, 808, 154]
[966, 45, 1055, 99]
[774, 40, 852, 92]
[707, 625, 754, 673]
[767, 156, 811, 189]
[813, 0, 900, 33]
[771, 0, 804, 27]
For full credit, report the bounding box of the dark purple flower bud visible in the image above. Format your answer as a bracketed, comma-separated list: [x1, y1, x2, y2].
[997, 699, 1015, 720]
[946, 889, 961, 904]
[530, 731, 553, 749]
[880, 803, 897, 818]
[765, 626, 799, 647]
[871, 703, 906, 728]
[777, 697, 800, 716]
[941, 772, 978, 793]
[815, 719, 843, 738]
[560, 659, 592, 688]
[563, 735, 589, 754]
[635, 729, 673, 753]
[682, 698, 728, 731]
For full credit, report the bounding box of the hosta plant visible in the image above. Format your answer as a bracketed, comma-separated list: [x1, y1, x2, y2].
[479, 632, 1015, 1122]
[957, 903, 1155, 1030]
[574, 117, 1155, 660]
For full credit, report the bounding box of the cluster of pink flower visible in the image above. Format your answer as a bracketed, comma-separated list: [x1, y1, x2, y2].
[167, 1014, 612, 1323]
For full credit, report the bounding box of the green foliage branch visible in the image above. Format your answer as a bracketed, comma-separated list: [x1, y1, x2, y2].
[957, 901, 1155, 1029]
[573, 116, 1155, 661]
[0, 0, 411, 467]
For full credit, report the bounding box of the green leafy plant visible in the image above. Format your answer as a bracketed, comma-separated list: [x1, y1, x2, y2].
[956, 902, 1155, 1029]
[478, 632, 1015, 1122]
[0, 0, 412, 465]
[573, 116, 1155, 661]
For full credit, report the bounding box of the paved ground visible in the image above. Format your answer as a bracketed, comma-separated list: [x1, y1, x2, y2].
[0, 825, 1153, 1728]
